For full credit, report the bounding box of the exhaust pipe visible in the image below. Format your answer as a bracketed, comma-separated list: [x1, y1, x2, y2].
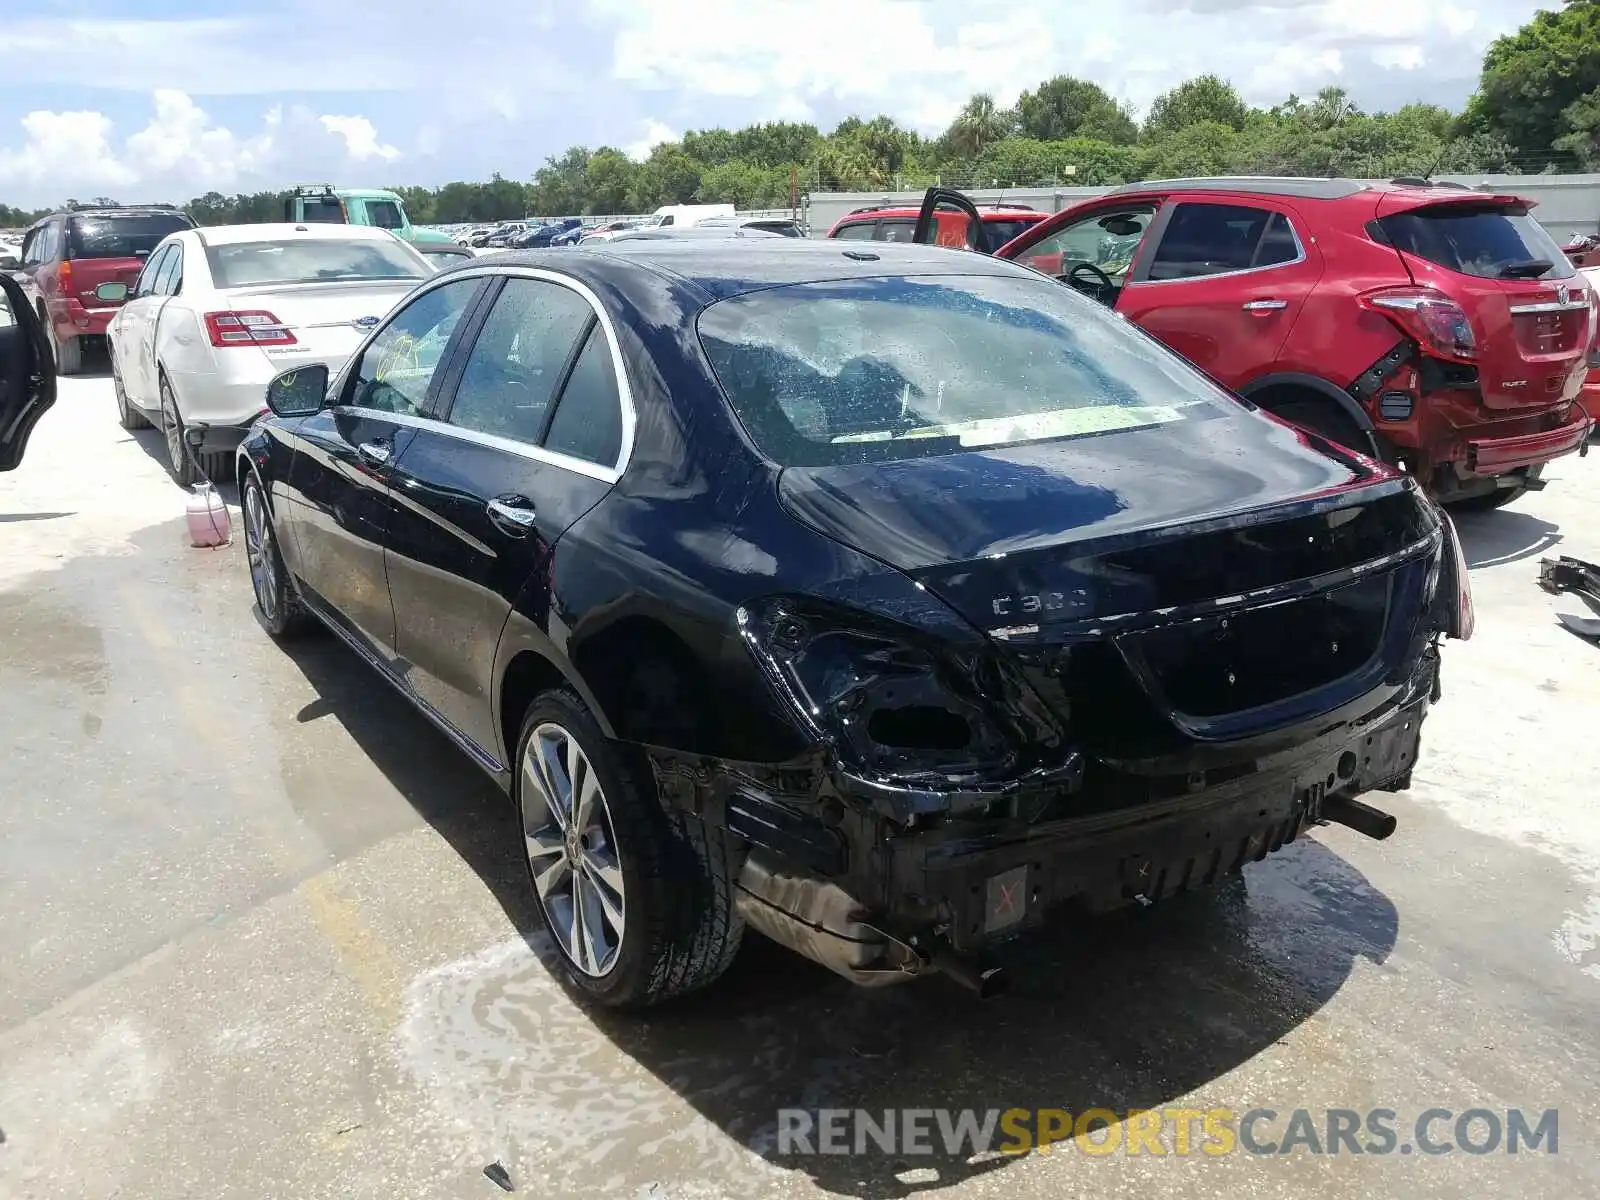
[1322, 794, 1397, 841]
[931, 950, 1009, 1000]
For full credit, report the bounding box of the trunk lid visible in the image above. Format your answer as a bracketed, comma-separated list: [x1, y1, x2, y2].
[779, 412, 1439, 746]
[217, 279, 415, 373]
[1373, 192, 1594, 410]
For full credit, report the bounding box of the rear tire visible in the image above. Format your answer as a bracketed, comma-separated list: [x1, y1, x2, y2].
[514, 688, 743, 1009]
[43, 305, 82, 376]
[160, 375, 229, 485]
[111, 347, 150, 430]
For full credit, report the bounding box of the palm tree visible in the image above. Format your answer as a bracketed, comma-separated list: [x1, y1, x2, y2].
[947, 94, 1014, 159]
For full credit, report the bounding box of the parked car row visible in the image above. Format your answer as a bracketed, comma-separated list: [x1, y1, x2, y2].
[829, 178, 1596, 509]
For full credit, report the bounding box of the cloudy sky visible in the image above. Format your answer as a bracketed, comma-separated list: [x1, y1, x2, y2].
[0, 0, 1553, 208]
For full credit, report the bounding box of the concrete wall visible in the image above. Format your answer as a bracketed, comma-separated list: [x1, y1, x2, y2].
[802, 174, 1600, 242]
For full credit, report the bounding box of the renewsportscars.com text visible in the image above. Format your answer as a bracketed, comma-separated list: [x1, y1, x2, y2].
[776, 1106, 1559, 1157]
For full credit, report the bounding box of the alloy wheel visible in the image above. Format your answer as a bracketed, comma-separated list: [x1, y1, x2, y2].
[162, 387, 185, 473]
[243, 483, 278, 622]
[521, 722, 626, 977]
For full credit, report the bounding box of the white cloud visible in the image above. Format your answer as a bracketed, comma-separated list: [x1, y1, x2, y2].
[0, 91, 401, 206]
[625, 120, 678, 162]
[318, 116, 401, 163]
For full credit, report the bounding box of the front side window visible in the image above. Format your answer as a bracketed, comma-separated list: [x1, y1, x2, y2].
[446, 277, 593, 443]
[347, 278, 480, 415]
[876, 220, 917, 243]
[1013, 207, 1156, 280]
[366, 200, 405, 230]
[698, 272, 1231, 468]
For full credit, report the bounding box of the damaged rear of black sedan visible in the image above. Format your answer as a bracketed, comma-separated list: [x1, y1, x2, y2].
[243, 239, 1471, 1009]
[653, 251, 1473, 1000]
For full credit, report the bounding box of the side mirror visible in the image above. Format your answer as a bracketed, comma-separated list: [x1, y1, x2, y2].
[265, 364, 329, 417]
[0, 254, 19, 271]
[95, 281, 129, 303]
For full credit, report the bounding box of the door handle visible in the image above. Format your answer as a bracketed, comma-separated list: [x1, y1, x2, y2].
[1242, 299, 1289, 312]
[486, 495, 538, 534]
[356, 439, 392, 467]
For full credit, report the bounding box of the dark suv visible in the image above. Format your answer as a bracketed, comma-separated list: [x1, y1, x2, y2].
[18, 204, 196, 375]
[918, 179, 1596, 509]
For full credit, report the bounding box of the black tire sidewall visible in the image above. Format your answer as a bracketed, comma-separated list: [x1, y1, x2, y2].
[244, 472, 295, 636]
[513, 689, 685, 1007]
[160, 378, 196, 485]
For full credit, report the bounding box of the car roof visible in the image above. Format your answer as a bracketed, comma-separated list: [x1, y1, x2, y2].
[476, 238, 1031, 301]
[193, 222, 407, 245]
[838, 206, 1043, 221]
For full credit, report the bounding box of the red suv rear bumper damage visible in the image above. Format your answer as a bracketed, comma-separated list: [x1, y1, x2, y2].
[1462, 404, 1593, 476]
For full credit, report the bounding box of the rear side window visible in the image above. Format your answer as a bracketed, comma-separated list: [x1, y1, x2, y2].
[1148, 203, 1297, 280]
[1371, 204, 1575, 280]
[543, 326, 624, 467]
[447, 278, 593, 444]
[877, 220, 917, 243]
[66, 213, 192, 260]
[299, 195, 346, 224]
[832, 221, 876, 241]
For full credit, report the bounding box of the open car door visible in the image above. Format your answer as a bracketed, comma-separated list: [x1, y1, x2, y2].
[911, 188, 993, 254]
[0, 271, 57, 472]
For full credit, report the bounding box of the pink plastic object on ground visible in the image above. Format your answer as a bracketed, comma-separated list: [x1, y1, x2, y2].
[186, 483, 231, 547]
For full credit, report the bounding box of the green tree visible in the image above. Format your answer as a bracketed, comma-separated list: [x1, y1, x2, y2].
[945, 93, 1015, 159]
[1144, 76, 1250, 138]
[528, 150, 590, 216]
[584, 148, 638, 213]
[1015, 75, 1137, 144]
[1467, 0, 1600, 157]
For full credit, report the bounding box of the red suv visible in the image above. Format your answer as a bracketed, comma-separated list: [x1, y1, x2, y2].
[916, 179, 1595, 509]
[17, 204, 196, 375]
[828, 203, 1047, 250]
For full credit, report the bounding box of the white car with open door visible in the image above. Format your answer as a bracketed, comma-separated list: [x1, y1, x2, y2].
[104, 223, 433, 484]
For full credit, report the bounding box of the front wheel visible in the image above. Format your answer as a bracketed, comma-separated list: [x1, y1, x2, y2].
[242, 471, 313, 639]
[514, 688, 742, 1009]
[111, 346, 150, 430]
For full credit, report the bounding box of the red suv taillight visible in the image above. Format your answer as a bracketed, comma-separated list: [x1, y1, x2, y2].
[1359, 286, 1476, 362]
[203, 310, 297, 348]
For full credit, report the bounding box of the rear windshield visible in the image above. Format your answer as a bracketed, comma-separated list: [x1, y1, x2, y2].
[67, 212, 192, 260]
[205, 238, 431, 288]
[697, 273, 1229, 467]
[1372, 204, 1575, 280]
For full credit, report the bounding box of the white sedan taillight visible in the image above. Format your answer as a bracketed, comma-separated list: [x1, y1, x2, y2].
[204, 310, 297, 347]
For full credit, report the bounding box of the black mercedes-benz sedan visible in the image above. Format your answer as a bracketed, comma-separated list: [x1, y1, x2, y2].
[237, 239, 1473, 1007]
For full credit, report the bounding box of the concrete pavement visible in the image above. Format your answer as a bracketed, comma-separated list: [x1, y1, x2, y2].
[2, 372, 1598, 1199]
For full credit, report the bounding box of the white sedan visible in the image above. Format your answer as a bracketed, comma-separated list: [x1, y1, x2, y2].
[105, 223, 433, 484]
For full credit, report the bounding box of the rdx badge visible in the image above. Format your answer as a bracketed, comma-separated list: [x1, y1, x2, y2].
[992, 590, 1087, 616]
